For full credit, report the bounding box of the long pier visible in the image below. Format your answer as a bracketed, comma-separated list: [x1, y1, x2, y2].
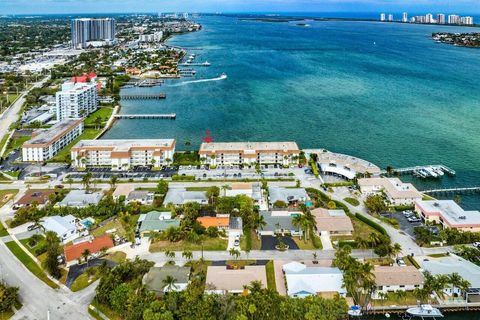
[114, 114, 176, 120]
[178, 63, 210, 67]
[384, 165, 456, 176]
[421, 186, 480, 195]
[120, 93, 166, 100]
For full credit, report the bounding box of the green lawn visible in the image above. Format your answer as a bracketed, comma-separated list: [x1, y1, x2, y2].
[292, 235, 322, 250]
[0, 189, 18, 208]
[331, 215, 380, 242]
[0, 133, 10, 156]
[5, 135, 31, 155]
[84, 107, 113, 126]
[265, 260, 276, 291]
[344, 197, 360, 206]
[0, 223, 8, 237]
[371, 291, 418, 307]
[150, 238, 228, 252]
[104, 251, 127, 264]
[49, 128, 100, 162]
[90, 301, 123, 320]
[71, 267, 101, 292]
[20, 236, 47, 257]
[240, 230, 261, 251]
[90, 219, 126, 237]
[4, 241, 59, 289]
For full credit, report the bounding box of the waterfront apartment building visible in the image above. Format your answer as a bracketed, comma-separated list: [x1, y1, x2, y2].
[448, 15, 461, 24]
[56, 81, 98, 120]
[437, 14, 446, 24]
[402, 12, 408, 23]
[71, 139, 176, 170]
[358, 177, 423, 206]
[461, 16, 474, 25]
[415, 200, 480, 232]
[199, 142, 300, 166]
[22, 119, 84, 162]
[380, 13, 386, 22]
[388, 14, 393, 22]
[71, 18, 116, 49]
[425, 13, 434, 24]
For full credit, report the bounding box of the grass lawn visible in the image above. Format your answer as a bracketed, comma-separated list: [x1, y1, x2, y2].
[344, 197, 360, 206]
[20, 236, 47, 257]
[292, 235, 322, 250]
[104, 251, 127, 264]
[185, 187, 211, 191]
[351, 215, 381, 238]
[0, 308, 15, 319]
[71, 267, 101, 292]
[0, 133, 10, 155]
[0, 223, 8, 237]
[91, 219, 126, 238]
[0, 189, 17, 209]
[4, 135, 31, 155]
[371, 291, 418, 307]
[150, 237, 228, 252]
[226, 260, 256, 267]
[266, 260, 276, 291]
[4, 241, 58, 289]
[173, 151, 200, 165]
[90, 301, 123, 320]
[428, 253, 448, 258]
[240, 230, 262, 251]
[84, 107, 113, 126]
[186, 259, 212, 278]
[49, 128, 100, 162]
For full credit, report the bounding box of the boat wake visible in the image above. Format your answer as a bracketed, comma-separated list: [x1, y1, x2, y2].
[167, 74, 227, 87]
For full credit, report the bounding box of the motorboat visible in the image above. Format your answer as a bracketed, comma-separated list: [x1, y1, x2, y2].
[347, 305, 362, 317]
[406, 305, 443, 318]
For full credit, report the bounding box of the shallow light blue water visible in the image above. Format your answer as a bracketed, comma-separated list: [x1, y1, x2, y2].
[103, 15, 480, 209]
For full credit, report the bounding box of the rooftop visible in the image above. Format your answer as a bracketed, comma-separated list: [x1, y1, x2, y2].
[139, 211, 180, 233]
[16, 189, 57, 205]
[72, 139, 175, 152]
[359, 177, 422, 200]
[421, 254, 480, 289]
[143, 266, 191, 294]
[308, 149, 381, 175]
[24, 119, 83, 146]
[199, 141, 300, 153]
[163, 188, 207, 205]
[197, 215, 230, 228]
[260, 210, 300, 232]
[374, 266, 424, 286]
[57, 190, 103, 208]
[112, 184, 135, 198]
[268, 186, 308, 204]
[312, 208, 354, 233]
[416, 200, 480, 226]
[205, 266, 267, 292]
[64, 235, 114, 262]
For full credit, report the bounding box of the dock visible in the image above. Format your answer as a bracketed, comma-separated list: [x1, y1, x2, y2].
[120, 93, 166, 100]
[421, 186, 480, 195]
[384, 164, 456, 178]
[178, 62, 211, 67]
[114, 114, 176, 120]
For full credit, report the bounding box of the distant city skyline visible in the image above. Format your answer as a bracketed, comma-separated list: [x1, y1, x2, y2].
[0, 0, 479, 15]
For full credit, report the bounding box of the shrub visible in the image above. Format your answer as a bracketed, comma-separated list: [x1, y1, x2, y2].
[354, 213, 387, 235]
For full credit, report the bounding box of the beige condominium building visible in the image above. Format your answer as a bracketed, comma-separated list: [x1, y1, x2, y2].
[199, 141, 300, 166]
[71, 139, 175, 170]
[22, 119, 84, 162]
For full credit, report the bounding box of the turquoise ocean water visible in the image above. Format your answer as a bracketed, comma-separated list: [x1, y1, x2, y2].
[103, 15, 480, 210]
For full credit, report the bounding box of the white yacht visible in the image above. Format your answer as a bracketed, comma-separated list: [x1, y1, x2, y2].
[406, 305, 443, 318]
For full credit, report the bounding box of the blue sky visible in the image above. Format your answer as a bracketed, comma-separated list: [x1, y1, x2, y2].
[0, 0, 478, 15]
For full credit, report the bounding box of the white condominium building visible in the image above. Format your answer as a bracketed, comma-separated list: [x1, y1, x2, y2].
[22, 119, 84, 162]
[358, 177, 423, 206]
[56, 81, 98, 120]
[380, 13, 386, 22]
[437, 14, 446, 24]
[402, 12, 408, 23]
[448, 15, 461, 24]
[199, 142, 300, 166]
[388, 14, 393, 22]
[71, 18, 116, 49]
[71, 139, 176, 170]
[461, 16, 473, 25]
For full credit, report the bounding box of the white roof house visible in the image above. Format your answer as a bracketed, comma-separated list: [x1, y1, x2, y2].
[415, 200, 480, 232]
[358, 177, 422, 205]
[163, 188, 208, 206]
[269, 186, 308, 206]
[57, 190, 103, 208]
[282, 262, 346, 298]
[41, 215, 79, 243]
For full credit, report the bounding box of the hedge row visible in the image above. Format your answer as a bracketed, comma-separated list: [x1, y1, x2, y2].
[354, 213, 388, 235]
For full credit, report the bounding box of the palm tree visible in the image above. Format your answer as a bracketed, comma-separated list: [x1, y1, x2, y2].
[392, 243, 402, 259]
[164, 250, 175, 260]
[254, 214, 266, 230]
[394, 290, 407, 304]
[229, 248, 240, 260]
[66, 177, 74, 189]
[368, 232, 381, 246]
[182, 250, 193, 261]
[448, 272, 463, 297]
[82, 249, 91, 266]
[356, 237, 370, 251]
[109, 175, 118, 189]
[82, 172, 93, 192]
[162, 275, 178, 292]
[292, 214, 311, 242]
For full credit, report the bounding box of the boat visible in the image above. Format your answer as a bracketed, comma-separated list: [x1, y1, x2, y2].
[406, 305, 443, 318]
[347, 305, 362, 317]
[220, 73, 227, 79]
[203, 61, 211, 66]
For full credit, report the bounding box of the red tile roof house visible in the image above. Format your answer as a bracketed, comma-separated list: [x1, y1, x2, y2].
[64, 235, 114, 266]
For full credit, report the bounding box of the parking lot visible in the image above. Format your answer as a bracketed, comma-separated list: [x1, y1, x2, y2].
[385, 211, 424, 238]
[67, 166, 178, 181]
[178, 164, 297, 180]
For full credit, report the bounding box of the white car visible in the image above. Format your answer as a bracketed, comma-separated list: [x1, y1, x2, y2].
[473, 242, 480, 249]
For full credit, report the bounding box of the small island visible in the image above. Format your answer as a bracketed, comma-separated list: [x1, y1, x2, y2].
[432, 32, 480, 48]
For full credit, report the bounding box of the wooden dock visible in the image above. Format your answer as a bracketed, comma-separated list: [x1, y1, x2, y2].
[421, 186, 480, 195]
[114, 114, 176, 120]
[120, 93, 166, 100]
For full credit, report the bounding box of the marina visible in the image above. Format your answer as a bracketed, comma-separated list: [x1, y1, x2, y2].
[113, 113, 176, 120]
[387, 165, 456, 178]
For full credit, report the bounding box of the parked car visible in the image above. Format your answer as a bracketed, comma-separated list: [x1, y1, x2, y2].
[472, 242, 480, 249]
[396, 258, 407, 267]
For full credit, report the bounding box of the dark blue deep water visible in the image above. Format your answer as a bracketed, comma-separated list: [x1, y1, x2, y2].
[103, 15, 480, 210]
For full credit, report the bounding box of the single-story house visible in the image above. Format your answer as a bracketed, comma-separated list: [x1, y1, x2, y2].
[15, 189, 57, 207]
[205, 266, 267, 294]
[229, 216, 243, 233]
[312, 208, 354, 236]
[421, 254, 480, 297]
[197, 214, 230, 230]
[372, 266, 424, 299]
[358, 178, 422, 206]
[63, 235, 114, 264]
[138, 211, 180, 236]
[163, 188, 208, 206]
[127, 190, 154, 205]
[282, 261, 347, 298]
[57, 190, 103, 208]
[415, 200, 480, 232]
[268, 186, 308, 207]
[41, 215, 78, 243]
[143, 266, 191, 295]
[112, 184, 135, 199]
[258, 210, 303, 236]
[225, 183, 262, 203]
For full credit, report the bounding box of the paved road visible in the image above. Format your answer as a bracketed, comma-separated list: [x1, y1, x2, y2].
[0, 240, 93, 320]
[0, 77, 50, 149]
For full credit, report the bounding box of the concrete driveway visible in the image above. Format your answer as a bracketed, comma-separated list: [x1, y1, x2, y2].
[319, 231, 333, 250]
[227, 230, 241, 250]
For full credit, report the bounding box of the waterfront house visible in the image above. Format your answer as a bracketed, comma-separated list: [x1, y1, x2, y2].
[143, 266, 191, 295]
[372, 266, 424, 299]
[282, 261, 347, 298]
[358, 178, 422, 205]
[312, 208, 354, 236]
[205, 266, 267, 295]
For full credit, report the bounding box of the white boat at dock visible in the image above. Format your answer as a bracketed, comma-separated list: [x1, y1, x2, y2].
[347, 305, 362, 317]
[203, 61, 211, 66]
[406, 305, 443, 318]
